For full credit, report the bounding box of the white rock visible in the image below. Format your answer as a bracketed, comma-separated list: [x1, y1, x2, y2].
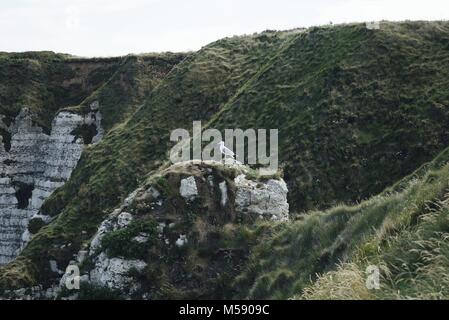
[219, 181, 227, 207]
[90, 101, 99, 111]
[89, 218, 115, 255]
[76, 250, 88, 263]
[207, 175, 214, 187]
[179, 176, 198, 201]
[234, 174, 289, 221]
[117, 212, 133, 228]
[157, 223, 166, 233]
[132, 233, 149, 243]
[21, 229, 31, 243]
[89, 253, 147, 293]
[89, 206, 131, 256]
[123, 188, 141, 207]
[175, 234, 188, 247]
[147, 186, 160, 199]
[49, 260, 62, 274]
[30, 214, 53, 224]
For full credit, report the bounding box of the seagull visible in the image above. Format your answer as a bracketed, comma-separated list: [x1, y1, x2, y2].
[218, 141, 235, 161]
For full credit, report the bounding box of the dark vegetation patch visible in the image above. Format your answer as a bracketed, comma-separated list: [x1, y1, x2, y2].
[101, 218, 158, 259]
[3, 159, 15, 166]
[71, 123, 97, 144]
[76, 283, 124, 300]
[28, 218, 47, 234]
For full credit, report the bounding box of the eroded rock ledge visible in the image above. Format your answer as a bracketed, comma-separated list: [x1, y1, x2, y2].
[0, 105, 102, 265]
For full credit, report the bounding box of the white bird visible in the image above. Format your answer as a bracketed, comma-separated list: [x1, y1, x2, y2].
[218, 141, 235, 160]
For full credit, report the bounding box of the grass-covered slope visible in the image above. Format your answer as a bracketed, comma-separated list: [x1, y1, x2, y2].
[2, 21, 449, 297]
[296, 147, 449, 300]
[0, 51, 184, 136]
[0, 52, 120, 130]
[209, 21, 449, 211]
[62, 53, 186, 131]
[231, 146, 449, 299]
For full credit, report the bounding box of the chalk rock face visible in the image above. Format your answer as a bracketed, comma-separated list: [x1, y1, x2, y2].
[88, 194, 142, 256]
[234, 174, 289, 221]
[0, 106, 103, 265]
[89, 211, 119, 256]
[83, 200, 149, 295]
[90, 253, 147, 294]
[117, 212, 133, 228]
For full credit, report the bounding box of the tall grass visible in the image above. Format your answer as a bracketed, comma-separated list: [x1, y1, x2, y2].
[234, 151, 449, 299]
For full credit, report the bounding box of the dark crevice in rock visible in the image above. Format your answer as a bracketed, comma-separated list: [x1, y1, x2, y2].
[3, 159, 15, 166]
[32, 120, 51, 135]
[71, 123, 98, 144]
[13, 181, 35, 209]
[1, 115, 14, 127]
[0, 128, 11, 151]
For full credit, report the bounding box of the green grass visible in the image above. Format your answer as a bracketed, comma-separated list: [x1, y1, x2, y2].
[208, 21, 449, 212]
[234, 143, 449, 299]
[77, 283, 124, 300]
[0, 51, 119, 131]
[101, 218, 158, 259]
[297, 201, 449, 299]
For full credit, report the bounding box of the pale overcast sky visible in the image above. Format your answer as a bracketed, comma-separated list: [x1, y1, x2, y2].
[1, 0, 448, 57]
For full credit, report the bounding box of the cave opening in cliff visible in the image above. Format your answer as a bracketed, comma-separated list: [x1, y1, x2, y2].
[13, 182, 34, 209]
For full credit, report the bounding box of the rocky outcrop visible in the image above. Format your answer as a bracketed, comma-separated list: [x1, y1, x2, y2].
[49, 161, 290, 299]
[84, 193, 148, 295]
[0, 105, 103, 265]
[89, 253, 147, 296]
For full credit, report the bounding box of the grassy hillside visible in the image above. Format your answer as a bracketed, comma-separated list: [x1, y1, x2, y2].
[297, 147, 449, 299]
[232, 147, 449, 299]
[2, 21, 449, 298]
[61, 53, 186, 131]
[0, 51, 184, 152]
[0, 52, 120, 130]
[209, 21, 449, 211]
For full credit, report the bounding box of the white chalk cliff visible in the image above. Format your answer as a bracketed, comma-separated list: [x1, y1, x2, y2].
[0, 105, 103, 265]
